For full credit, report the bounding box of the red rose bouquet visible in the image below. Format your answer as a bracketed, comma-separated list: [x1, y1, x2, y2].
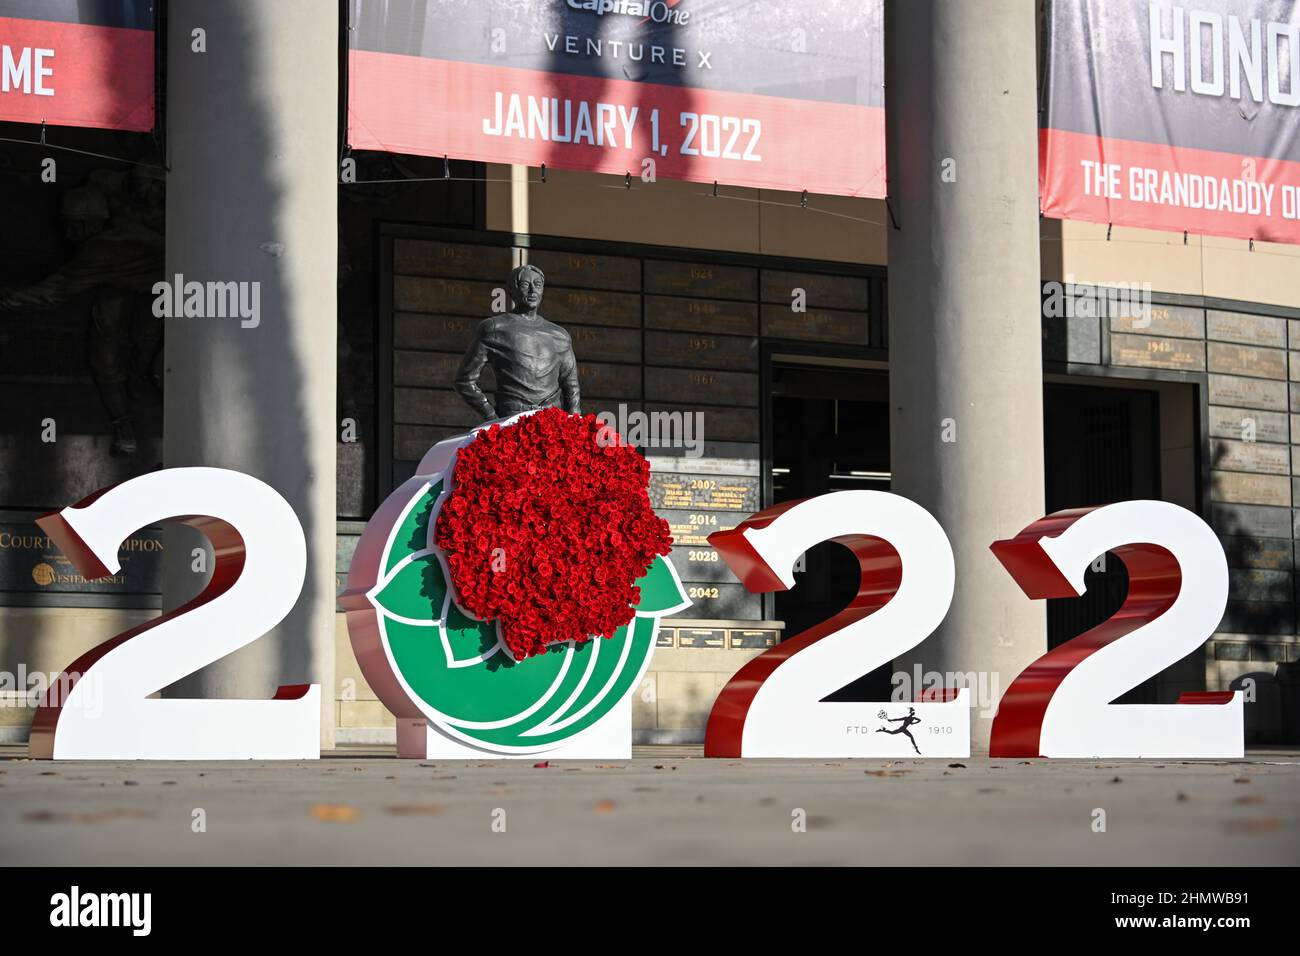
[434, 407, 674, 660]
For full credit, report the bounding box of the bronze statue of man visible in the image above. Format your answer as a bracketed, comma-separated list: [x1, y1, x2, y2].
[454, 264, 581, 420]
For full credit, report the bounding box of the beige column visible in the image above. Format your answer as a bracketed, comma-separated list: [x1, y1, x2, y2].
[162, 0, 338, 746]
[885, 0, 1046, 748]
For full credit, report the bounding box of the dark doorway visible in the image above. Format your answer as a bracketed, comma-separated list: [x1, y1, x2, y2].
[1043, 381, 1161, 702]
[768, 360, 892, 700]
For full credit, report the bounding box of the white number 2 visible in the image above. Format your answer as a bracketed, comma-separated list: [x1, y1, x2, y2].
[990, 501, 1242, 759]
[30, 467, 320, 760]
[704, 491, 969, 758]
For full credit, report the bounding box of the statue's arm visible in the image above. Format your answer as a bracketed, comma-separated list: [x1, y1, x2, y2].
[454, 324, 497, 421]
[559, 335, 581, 415]
[0, 250, 107, 311]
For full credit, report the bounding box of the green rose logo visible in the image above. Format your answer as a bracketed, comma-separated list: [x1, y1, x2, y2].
[343, 428, 689, 756]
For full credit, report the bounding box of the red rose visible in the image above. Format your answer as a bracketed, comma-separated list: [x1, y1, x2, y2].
[433, 408, 673, 660]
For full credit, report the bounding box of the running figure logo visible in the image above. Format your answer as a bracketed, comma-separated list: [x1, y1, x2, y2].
[876, 707, 923, 754]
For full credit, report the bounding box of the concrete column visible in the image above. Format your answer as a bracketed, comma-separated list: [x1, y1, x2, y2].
[162, 1, 337, 747]
[510, 163, 531, 267]
[884, 0, 1045, 749]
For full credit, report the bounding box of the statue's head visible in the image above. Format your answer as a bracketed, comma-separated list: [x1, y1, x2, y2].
[509, 264, 545, 312]
[60, 186, 109, 242]
[130, 163, 166, 208]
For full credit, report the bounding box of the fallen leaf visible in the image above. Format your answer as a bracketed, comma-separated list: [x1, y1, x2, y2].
[23, 808, 153, 824]
[1224, 817, 1281, 834]
[311, 803, 359, 823]
[385, 804, 443, 816]
[533, 761, 550, 769]
[594, 800, 617, 812]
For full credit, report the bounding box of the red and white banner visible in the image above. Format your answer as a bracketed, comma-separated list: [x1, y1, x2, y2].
[0, 1, 154, 133]
[347, 0, 885, 199]
[1041, 0, 1300, 243]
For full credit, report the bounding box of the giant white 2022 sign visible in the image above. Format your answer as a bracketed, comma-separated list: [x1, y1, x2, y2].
[28, 466, 1243, 761]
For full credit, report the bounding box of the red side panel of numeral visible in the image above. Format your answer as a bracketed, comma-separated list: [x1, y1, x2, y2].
[916, 687, 962, 703]
[987, 508, 1182, 757]
[1176, 691, 1236, 705]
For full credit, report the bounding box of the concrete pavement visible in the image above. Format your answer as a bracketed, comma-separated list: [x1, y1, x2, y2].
[0, 746, 1296, 866]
